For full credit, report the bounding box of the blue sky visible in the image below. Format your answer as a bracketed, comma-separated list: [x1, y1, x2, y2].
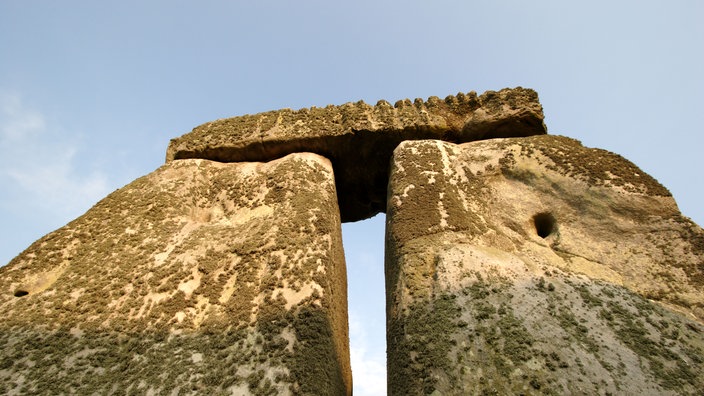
[1, 2, 702, 394]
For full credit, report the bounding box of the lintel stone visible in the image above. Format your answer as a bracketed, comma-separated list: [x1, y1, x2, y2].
[167, 87, 547, 222]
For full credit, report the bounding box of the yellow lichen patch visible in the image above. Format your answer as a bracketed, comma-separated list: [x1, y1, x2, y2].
[277, 282, 325, 311]
[12, 262, 68, 297]
[559, 255, 624, 285]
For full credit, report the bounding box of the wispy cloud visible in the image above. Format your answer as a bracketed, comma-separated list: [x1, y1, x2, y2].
[0, 91, 109, 219]
[349, 312, 387, 396]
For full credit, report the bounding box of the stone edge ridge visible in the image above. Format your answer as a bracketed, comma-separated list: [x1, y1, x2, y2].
[165, 87, 547, 163]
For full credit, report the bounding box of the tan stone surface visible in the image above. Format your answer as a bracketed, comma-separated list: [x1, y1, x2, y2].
[167, 88, 546, 222]
[385, 137, 704, 395]
[0, 154, 350, 395]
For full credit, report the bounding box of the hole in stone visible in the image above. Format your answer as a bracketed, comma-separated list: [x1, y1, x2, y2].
[341, 213, 386, 394]
[14, 290, 29, 297]
[533, 212, 556, 238]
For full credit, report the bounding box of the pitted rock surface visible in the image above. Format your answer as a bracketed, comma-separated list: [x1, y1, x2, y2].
[385, 137, 704, 395]
[167, 87, 546, 222]
[0, 154, 351, 395]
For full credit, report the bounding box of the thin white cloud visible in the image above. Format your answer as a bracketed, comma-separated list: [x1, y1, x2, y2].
[0, 91, 109, 219]
[349, 312, 387, 396]
[0, 94, 45, 141]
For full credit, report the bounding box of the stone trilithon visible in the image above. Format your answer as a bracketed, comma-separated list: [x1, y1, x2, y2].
[1, 88, 703, 395]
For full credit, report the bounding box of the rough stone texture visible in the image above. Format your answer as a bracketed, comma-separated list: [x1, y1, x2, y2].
[167, 87, 546, 222]
[6, 87, 704, 395]
[385, 137, 704, 395]
[0, 154, 351, 395]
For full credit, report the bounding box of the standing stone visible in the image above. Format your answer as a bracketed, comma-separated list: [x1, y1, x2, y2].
[0, 153, 351, 395]
[385, 136, 704, 395]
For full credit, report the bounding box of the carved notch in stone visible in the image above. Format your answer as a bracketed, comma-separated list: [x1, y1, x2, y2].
[533, 212, 557, 238]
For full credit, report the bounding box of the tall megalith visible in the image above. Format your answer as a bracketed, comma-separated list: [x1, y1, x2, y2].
[385, 136, 704, 395]
[0, 153, 351, 395]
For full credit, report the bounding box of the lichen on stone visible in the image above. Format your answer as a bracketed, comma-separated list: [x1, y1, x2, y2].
[0, 154, 351, 395]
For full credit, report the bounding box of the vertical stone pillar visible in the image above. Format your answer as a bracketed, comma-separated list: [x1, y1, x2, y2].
[385, 138, 704, 395]
[385, 139, 474, 395]
[0, 153, 351, 395]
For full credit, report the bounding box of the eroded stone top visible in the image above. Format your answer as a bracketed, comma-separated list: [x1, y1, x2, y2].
[167, 87, 547, 222]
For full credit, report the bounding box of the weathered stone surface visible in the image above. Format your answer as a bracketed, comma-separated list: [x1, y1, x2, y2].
[6, 86, 704, 395]
[0, 154, 351, 395]
[167, 88, 546, 222]
[385, 137, 704, 395]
